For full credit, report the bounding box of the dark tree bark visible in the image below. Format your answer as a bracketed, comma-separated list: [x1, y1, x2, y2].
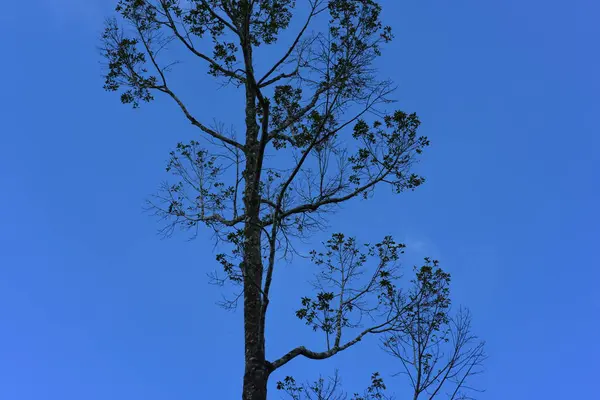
[241, 138, 270, 399]
[240, 11, 270, 397]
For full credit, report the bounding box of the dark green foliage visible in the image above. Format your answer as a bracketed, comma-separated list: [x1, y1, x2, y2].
[296, 234, 404, 341]
[277, 371, 389, 400]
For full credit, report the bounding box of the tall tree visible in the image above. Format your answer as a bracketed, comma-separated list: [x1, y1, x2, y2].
[101, 1, 485, 399]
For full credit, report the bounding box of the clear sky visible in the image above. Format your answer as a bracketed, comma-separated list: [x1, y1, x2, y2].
[1, 0, 598, 399]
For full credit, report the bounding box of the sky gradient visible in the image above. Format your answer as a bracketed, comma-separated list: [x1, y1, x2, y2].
[1, 0, 599, 399]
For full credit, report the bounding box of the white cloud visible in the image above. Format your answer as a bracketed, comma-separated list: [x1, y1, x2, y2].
[41, 0, 112, 27]
[403, 237, 442, 261]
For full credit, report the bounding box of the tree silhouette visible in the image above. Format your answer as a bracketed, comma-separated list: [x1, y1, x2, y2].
[100, 1, 485, 399]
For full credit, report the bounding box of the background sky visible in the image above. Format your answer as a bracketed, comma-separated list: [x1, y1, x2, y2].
[1, 0, 599, 399]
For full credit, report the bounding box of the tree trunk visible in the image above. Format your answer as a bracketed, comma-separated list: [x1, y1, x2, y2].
[242, 325, 268, 398]
[241, 155, 269, 400]
[241, 87, 269, 400]
[240, 7, 269, 396]
[240, 195, 268, 400]
[242, 282, 269, 400]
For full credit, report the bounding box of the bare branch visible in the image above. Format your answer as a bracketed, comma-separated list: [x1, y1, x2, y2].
[270, 235, 409, 372]
[157, 1, 246, 82]
[158, 86, 245, 150]
[258, 0, 326, 87]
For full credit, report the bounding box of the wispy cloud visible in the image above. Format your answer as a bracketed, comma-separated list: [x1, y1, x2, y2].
[41, 0, 111, 27]
[403, 237, 442, 261]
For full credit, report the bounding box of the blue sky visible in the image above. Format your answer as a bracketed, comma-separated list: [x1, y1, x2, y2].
[1, 0, 598, 399]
